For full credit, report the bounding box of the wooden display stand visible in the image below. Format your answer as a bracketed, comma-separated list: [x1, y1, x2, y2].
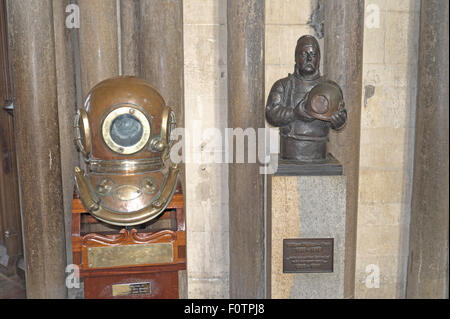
[72, 188, 186, 299]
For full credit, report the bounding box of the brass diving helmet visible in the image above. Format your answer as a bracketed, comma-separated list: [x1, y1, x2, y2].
[73, 76, 178, 226]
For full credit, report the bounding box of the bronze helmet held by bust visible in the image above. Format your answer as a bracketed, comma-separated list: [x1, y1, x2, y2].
[304, 80, 344, 121]
[73, 76, 179, 226]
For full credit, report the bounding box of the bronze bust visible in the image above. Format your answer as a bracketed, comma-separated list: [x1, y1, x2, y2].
[266, 35, 347, 163]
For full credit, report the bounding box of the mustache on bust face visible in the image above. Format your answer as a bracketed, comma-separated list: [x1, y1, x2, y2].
[301, 63, 315, 70]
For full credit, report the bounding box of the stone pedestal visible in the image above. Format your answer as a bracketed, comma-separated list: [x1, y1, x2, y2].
[269, 175, 346, 299]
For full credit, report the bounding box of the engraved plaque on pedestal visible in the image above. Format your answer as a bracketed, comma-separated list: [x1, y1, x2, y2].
[283, 238, 334, 273]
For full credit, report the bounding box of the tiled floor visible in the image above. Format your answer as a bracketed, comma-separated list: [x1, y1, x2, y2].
[0, 271, 26, 299]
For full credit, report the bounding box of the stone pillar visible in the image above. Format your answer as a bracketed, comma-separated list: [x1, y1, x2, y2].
[0, 0, 22, 276]
[120, 0, 140, 76]
[138, 0, 184, 128]
[182, 0, 229, 298]
[138, 0, 186, 297]
[78, 0, 120, 98]
[227, 0, 265, 298]
[52, 0, 78, 267]
[8, 0, 67, 298]
[323, 0, 364, 298]
[407, 0, 449, 299]
[137, 0, 184, 198]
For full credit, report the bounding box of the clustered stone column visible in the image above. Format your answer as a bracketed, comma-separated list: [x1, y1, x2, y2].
[77, 0, 120, 98]
[227, 0, 266, 298]
[52, 0, 78, 268]
[138, 0, 184, 128]
[8, 0, 67, 298]
[323, 0, 365, 298]
[120, 0, 140, 76]
[137, 0, 185, 220]
[138, 1, 186, 296]
[407, 0, 449, 299]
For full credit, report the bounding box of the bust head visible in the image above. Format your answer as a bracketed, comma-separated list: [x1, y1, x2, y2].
[295, 35, 321, 79]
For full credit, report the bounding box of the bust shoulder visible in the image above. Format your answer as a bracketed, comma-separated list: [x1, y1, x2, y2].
[270, 74, 294, 93]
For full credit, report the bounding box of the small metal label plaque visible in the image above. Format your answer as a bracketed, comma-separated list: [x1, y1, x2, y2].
[87, 243, 173, 268]
[283, 238, 334, 273]
[112, 282, 151, 297]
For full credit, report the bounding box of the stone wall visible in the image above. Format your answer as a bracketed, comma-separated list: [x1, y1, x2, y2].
[183, 0, 229, 298]
[265, 0, 321, 103]
[355, 0, 420, 298]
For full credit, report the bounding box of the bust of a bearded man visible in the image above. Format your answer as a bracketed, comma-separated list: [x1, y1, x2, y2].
[265, 35, 347, 162]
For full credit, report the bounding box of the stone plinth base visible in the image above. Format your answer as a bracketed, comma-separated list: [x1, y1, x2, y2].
[276, 154, 343, 176]
[269, 175, 347, 299]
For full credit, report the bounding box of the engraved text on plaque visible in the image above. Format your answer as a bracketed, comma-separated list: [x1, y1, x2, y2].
[283, 238, 334, 273]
